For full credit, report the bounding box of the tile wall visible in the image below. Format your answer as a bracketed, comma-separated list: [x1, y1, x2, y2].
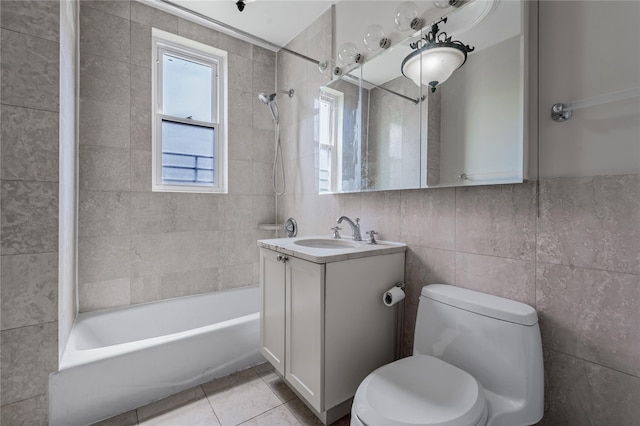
[0, 0, 60, 422]
[76, 0, 277, 312]
[277, 3, 640, 425]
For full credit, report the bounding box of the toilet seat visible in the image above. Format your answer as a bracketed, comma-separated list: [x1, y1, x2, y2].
[352, 355, 488, 426]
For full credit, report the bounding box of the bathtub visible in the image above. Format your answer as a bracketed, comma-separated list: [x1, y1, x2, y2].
[49, 285, 264, 426]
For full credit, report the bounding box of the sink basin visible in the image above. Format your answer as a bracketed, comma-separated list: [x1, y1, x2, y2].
[293, 238, 360, 249]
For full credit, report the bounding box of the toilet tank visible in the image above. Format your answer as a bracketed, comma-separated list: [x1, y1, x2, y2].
[414, 284, 543, 426]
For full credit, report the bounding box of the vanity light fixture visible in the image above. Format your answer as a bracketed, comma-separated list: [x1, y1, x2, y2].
[363, 24, 391, 51]
[338, 42, 363, 65]
[394, 1, 423, 31]
[318, 58, 341, 77]
[401, 17, 474, 92]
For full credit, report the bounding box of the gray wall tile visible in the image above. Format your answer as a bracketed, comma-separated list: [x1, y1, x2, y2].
[254, 45, 276, 67]
[177, 18, 220, 47]
[0, 0, 59, 42]
[399, 188, 456, 250]
[537, 262, 640, 376]
[79, 145, 130, 191]
[130, 1, 177, 32]
[130, 64, 151, 151]
[1, 252, 58, 330]
[130, 192, 177, 234]
[130, 21, 151, 68]
[80, 4, 130, 62]
[131, 149, 152, 191]
[80, 53, 130, 106]
[130, 231, 221, 277]
[1, 180, 58, 255]
[0, 321, 57, 405]
[404, 246, 455, 305]
[228, 124, 255, 161]
[0, 394, 48, 426]
[228, 90, 254, 127]
[78, 191, 131, 237]
[80, 0, 130, 20]
[174, 193, 221, 232]
[78, 278, 131, 312]
[0, 29, 59, 111]
[220, 195, 254, 231]
[78, 234, 131, 285]
[219, 32, 253, 59]
[80, 98, 130, 149]
[455, 182, 537, 260]
[538, 175, 640, 274]
[360, 191, 402, 241]
[130, 267, 219, 305]
[455, 252, 535, 306]
[542, 350, 640, 426]
[229, 53, 253, 93]
[1, 105, 59, 182]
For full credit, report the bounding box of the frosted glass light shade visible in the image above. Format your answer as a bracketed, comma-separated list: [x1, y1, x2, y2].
[402, 47, 465, 90]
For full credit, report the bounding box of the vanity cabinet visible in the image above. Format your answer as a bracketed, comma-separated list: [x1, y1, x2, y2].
[259, 246, 405, 424]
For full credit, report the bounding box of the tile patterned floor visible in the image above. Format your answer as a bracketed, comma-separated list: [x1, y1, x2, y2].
[92, 363, 351, 426]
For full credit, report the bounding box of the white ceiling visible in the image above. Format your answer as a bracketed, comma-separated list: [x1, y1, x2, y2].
[167, 0, 336, 48]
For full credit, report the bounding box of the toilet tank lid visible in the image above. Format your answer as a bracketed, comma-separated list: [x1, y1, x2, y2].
[421, 284, 538, 326]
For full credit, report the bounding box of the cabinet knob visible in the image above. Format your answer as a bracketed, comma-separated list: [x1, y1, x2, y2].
[276, 255, 289, 263]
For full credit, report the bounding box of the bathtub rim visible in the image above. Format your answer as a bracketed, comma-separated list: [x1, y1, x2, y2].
[59, 285, 260, 371]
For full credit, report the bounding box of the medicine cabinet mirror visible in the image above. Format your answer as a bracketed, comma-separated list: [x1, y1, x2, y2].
[319, 0, 532, 193]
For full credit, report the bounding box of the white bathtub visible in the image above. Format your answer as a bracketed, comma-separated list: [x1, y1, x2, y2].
[49, 286, 264, 426]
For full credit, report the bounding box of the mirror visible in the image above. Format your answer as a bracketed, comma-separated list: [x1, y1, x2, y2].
[319, 0, 531, 193]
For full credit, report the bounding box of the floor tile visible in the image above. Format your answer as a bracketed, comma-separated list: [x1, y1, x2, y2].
[239, 405, 301, 426]
[284, 399, 324, 426]
[201, 366, 258, 395]
[258, 370, 297, 403]
[138, 398, 219, 426]
[206, 376, 282, 426]
[137, 386, 206, 422]
[91, 410, 138, 426]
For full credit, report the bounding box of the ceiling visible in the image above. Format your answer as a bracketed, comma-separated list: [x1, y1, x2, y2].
[165, 0, 336, 48]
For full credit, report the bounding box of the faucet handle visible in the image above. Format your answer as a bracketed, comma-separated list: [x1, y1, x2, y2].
[331, 226, 342, 239]
[366, 230, 378, 244]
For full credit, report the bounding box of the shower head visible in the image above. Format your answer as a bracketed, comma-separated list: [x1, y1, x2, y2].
[258, 92, 276, 104]
[258, 89, 295, 105]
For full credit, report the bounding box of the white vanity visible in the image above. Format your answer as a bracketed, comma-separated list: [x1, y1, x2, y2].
[257, 236, 406, 424]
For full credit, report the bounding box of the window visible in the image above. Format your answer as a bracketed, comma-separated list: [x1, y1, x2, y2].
[152, 29, 227, 193]
[318, 88, 343, 193]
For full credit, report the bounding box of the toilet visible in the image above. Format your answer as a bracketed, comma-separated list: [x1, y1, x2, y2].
[351, 284, 544, 426]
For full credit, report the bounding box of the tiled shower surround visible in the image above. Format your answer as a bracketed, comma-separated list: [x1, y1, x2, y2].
[76, 1, 277, 312]
[0, 0, 638, 425]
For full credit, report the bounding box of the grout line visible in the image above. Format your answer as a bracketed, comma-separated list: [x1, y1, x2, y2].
[0, 102, 59, 114]
[546, 348, 640, 380]
[202, 385, 223, 426]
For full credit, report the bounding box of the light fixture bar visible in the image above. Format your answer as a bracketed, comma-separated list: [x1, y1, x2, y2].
[341, 74, 424, 105]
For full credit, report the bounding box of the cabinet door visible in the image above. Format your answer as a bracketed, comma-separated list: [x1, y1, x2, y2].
[285, 256, 324, 412]
[259, 249, 286, 375]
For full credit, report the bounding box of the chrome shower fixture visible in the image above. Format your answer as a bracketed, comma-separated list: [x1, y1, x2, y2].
[257, 89, 294, 104]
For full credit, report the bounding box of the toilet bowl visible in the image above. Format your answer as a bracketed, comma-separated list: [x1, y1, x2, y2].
[351, 355, 488, 426]
[351, 284, 544, 426]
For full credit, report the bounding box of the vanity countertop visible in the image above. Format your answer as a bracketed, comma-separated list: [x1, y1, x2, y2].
[258, 236, 407, 264]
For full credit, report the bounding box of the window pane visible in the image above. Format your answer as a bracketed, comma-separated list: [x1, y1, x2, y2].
[162, 120, 215, 185]
[163, 53, 213, 122]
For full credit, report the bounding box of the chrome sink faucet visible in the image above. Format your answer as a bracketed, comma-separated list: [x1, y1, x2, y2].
[336, 216, 362, 241]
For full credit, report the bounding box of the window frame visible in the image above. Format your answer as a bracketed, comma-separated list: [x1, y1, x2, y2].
[151, 28, 228, 193]
[318, 87, 343, 193]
